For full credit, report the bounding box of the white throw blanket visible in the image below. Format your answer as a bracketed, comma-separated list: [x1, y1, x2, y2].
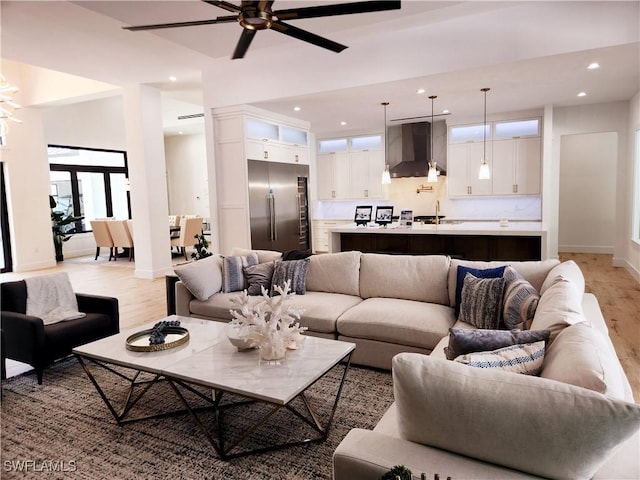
[25, 272, 86, 325]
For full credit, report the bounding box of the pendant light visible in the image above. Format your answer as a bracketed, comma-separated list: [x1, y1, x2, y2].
[427, 95, 438, 183]
[478, 87, 491, 180]
[381, 101, 391, 184]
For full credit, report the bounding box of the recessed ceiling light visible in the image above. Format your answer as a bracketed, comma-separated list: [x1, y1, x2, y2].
[442, 109, 450, 114]
[178, 131, 183, 135]
[293, 106, 301, 111]
[340, 121, 347, 126]
[577, 92, 587, 97]
[587, 62, 600, 70]
[169, 76, 177, 82]
[416, 88, 425, 94]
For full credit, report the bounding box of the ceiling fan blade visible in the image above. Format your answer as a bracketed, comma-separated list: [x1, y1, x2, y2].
[124, 16, 236, 31]
[201, 0, 242, 14]
[275, 0, 401, 21]
[271, 21, 347, 53]
[232, 29, 257, 59]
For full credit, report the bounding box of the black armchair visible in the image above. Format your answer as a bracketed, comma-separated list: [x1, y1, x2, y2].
[1, 279, 119, 384]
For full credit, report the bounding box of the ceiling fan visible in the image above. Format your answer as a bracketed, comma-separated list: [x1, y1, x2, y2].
[123, 0, 401, 59]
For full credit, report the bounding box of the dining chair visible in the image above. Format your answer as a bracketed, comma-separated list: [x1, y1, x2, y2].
[89, 220, 115, 261]
[171, 216, 203, 261]
[107, 219, 134, 261]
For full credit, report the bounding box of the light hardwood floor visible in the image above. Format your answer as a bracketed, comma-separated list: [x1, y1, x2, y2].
[2, 253, 639, 399]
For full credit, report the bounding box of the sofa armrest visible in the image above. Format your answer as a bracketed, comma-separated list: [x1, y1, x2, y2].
[76, 294, 120, 334]
[175, 281, 194, 317]
[0, 311, 46, 361]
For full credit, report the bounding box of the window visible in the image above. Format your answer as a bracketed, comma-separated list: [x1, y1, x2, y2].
[48, 145, 129, 233]
[634, 129, 640, 243]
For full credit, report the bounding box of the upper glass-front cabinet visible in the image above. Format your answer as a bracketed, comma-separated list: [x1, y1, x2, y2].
[351, 135, 383, 151]
[246, 118, 279, 141]
[318, 138, 349, 153]
[494, 119, 540, 138]
[449, 124, 491, 143]
[281, 126, 308, 145]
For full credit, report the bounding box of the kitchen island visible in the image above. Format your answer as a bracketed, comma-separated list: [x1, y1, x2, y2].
[328, 222, 547, 261]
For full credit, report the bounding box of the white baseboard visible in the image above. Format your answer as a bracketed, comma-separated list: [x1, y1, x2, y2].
[613, 257, 640, 283]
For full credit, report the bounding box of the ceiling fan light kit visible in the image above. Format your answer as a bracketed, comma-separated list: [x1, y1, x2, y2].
[124, 0, 402, 59]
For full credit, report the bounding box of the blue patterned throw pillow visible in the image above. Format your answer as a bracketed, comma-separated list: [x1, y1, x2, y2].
[222, 253, 259, 293]
[454, 341, 546, 376]
[502, 266, 540, 330]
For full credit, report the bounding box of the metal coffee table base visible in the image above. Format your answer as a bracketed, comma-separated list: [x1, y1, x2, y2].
[75, 353, 353, 459]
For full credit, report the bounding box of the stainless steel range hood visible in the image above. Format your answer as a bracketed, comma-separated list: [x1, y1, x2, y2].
[387, 121, 447, 178]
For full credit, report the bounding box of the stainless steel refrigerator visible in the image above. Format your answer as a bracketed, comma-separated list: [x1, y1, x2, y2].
[248, 160, 310, 252]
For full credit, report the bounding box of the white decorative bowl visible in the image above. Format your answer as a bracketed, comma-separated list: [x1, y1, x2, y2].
[225, 323, 256, 351]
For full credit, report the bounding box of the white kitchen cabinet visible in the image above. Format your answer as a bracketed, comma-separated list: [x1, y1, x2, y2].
[312, 219, 350, 252]
[349, 149, 384, 199]
[492, 137, 541, 195]
[448, 142, 493, 196]
[316, 134, 384, 200]
[317, 152, 350, 199]
[245, 117, 309, 165]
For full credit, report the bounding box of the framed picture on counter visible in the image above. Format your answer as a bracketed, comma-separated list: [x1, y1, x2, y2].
[400, 210, 413, 228]
[354, 205, 372, 226]
[375, 206, 394, 227]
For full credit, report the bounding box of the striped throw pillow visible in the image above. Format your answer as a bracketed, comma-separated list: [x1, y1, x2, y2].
[222, 253, 259, 293]
[503, 266, 540, 330]
[454, 341, 546, 376]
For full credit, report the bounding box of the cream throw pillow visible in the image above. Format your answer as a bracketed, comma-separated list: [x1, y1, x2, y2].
[174, 255, 223, 301]
[529, 275, 585, 340]
[541, 322, 627, 399]
[392, 353, 640, 480]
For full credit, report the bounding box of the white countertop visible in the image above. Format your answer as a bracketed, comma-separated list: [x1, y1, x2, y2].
[329, 221, 546, 237]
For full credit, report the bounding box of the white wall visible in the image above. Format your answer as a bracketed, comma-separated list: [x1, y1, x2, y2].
[626, 91, 640, 281]
[553, 101, 630, 262]
[164, 133, 209, 220]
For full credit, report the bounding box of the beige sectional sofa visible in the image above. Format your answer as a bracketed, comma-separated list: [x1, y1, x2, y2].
[173, 249, 639, 478]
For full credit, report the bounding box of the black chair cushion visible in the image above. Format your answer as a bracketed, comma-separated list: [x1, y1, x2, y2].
[43, 313, 115, 361]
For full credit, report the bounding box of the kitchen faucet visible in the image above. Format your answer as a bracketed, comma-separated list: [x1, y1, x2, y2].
[435, 200, 440, 225]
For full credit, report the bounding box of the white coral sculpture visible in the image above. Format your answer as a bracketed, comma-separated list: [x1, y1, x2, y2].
[229, 280, 307, 356]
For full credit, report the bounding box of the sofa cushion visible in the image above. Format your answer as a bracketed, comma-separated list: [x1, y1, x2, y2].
[392, 353, 640, 480]
[359, 254, 450, 305]
[454, 341, 546, 376]
[445, 328, 551, 360]
[305, 251, 361, 296]
[243, 261, 275, 296]
[529, 275, 585, 340]
[174, 255, 223, 301]
[540, 260, 585, 295]
[540, 322, 627, 399]
[502, 266, 540, 330]
[458, 274, 505, 329]
[337, 297, 455, 351]
[271, 259, 310, 295]
[231, 247, 283, 264]
[222, 253, 259, 292]
[448, 259, 559, 307]
[190, 291, 359, 334]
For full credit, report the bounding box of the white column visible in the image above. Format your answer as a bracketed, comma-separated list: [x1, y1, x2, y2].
[123, 85, 173, 278]
[541, 104, 559, 260]
[2, 107, 57, 271]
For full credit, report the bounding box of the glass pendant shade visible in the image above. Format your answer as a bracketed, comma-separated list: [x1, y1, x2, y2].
[381, 164, 391, 184]
[479, 159, 491, 179]
[427, 161, 438, 183]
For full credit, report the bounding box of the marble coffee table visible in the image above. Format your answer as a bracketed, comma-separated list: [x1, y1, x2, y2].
[73, 315, 355, 459]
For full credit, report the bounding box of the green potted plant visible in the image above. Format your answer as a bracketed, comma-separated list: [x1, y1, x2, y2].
[191, 232, 213, 261]
[50, 195, 83, 262]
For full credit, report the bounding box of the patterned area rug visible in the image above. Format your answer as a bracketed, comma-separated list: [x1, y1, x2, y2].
[1, 357, 394, 480]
